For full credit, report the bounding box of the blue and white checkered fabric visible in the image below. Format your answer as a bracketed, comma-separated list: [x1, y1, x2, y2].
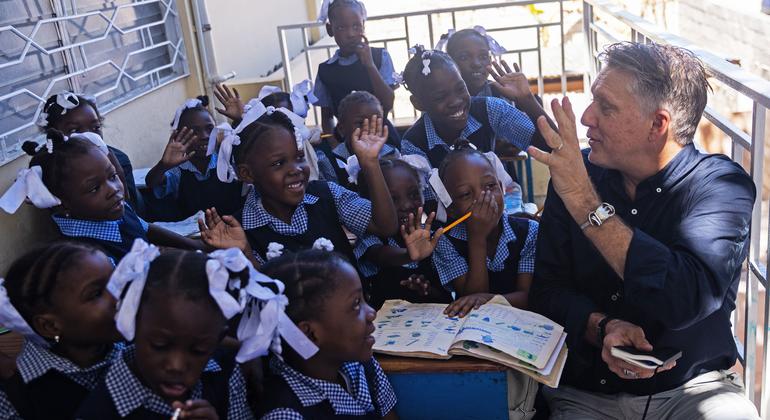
[154, 154, 218, 198]
[52, 203, 148, 243]
[16, 339, 122, 390]
[261, 357, 396, 419]
[432, 217, 539, 290]
[354, 235, 419, 278]
[401, 97, 535, 165]
[241, 182, 372, 238]
[102, 346, 253, 419]
[312, 49, 397, 108]
[0, 389, 22, 420]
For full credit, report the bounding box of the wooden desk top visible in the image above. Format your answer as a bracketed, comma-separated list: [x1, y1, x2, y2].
[376, 354, 508, 374]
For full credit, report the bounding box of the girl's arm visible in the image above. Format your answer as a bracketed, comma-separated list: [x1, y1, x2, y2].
[504, 272, 533, 309]
[356, 38, 395, 113]
[147, 224, 201, 250]
[367, 208, 443, 267]
[364, 244, 413, 267]
[352, 116, 398, 237]
[444, 273, 532, 317]
[145, 128, 197, 190]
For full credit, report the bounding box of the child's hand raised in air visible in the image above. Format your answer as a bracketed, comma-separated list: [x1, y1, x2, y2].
[466, 190, 501, 241]
[160, 128, 198, 169]
[444, 293, 495, 318]
[213, 83, 244, 122]
[400, 274, 431, 297]
[171, 399, 219, 420]
[351, 115, 389, 165]
[487, 60, 533, 102]
[198, 208, 249, 253]
[401, 207, 443, 262]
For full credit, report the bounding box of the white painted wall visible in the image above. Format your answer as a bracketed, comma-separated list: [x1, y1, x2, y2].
[204, 1, 317, 79]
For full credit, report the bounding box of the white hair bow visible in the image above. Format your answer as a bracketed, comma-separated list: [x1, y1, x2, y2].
[317, 0, 368, 23]
[208, 123, 234, 157]
[0, 278, 49, 346]
[473, 26, 507, 56]
[0, 166, 61, 213]
[399, 154, 432, 189]
[421, 51, 433, 76]
[107, 239, 161, 341]
[236, 272, 319, 363]
[206, 248, 251, 319]
[70, 132, 109, 155]
[288, 80, 317, 119]
[433, 29, 456, 51]
[171, 98, 203, 130]
[429, 168, 452, 222]
[55, 92, 80, 115]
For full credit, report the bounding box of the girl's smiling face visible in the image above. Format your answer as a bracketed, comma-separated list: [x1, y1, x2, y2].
[383, 165, 423, 227]
[411, 66, 471, 137]
[238, 126, 310, 214]
[443, 153, 503, 220]
[59, 146, 125, 221]
[448, 35, 492, 95]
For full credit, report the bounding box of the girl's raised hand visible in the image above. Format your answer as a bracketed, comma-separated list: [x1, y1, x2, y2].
[401, 207, 443, 262]
[444, 293, 495, 317]
[466, 190, 500, 240]
[351, 115, 388, 164]
[400, 274, 431, 296]
[213, 83, 244, 122]
[161, 128, 197, 169]
[487, 60, 532, 102]
[171, 399, 219, 420]
[198, 207, 249, 252]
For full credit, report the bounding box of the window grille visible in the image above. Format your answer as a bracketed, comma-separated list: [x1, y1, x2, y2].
[0, 0, 188, 165]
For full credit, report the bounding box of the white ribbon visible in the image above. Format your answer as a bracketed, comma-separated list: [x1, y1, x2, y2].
[483, 151, 514, 191]
[208, 122, 234, 157]
[171, 98, 203, 130]
[429, 168, 452, 222]
[0, 166, 61, 213]
[205, 248, 250, 319]
[70, 132, 109, 155]
[289, 80, 318, 119]
[107, 239, 161, 341]
[236, 272, 319, 362]
[345, 155, 361, 185]
[434, 29, 456, 51]
[399, 154, 432, 188]
[421, 52, 432, 76]
[317, 0, 367, 23]
[54, 92, 80, 115]
[312, 237, 335, 251]
[473, 25, 507, 56]
[266, 242, 285, 260]
[257, 85, 282, 102]
[0, 278, 48, 346]
[36, 111, 50, 128]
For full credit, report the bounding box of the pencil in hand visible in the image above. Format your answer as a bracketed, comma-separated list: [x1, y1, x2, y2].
[442, 211, 472, 234]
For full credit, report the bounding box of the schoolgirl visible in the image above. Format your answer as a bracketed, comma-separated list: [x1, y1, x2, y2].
[0, 242, 122, 419]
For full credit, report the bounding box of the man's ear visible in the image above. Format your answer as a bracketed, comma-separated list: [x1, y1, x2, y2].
[649, 109, 671, 144]
[237, 163, 255, 185]
[31, 313, 61, 341]
[326, 23, 334, 37]
[410, 94, 425, 112]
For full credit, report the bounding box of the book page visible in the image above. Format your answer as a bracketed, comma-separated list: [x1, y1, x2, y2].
[372, 300, 466, 358]
[452, 303, 564, 369]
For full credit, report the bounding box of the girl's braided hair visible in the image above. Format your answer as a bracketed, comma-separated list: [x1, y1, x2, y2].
[402, 45, 459, 97]
[232, 111, 297, 165]
[259, 250, 349, 323]
[438, 138, 493, 180]
[21, 129, 101, 197]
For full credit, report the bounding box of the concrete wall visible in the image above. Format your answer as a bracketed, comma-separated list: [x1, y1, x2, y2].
[204, 0, 317, 79]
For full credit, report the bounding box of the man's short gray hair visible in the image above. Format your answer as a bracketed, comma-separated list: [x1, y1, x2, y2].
[599, 42, 710, 145]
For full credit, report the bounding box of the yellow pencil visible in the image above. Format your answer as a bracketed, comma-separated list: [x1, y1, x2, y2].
[442, 211, 472, 234]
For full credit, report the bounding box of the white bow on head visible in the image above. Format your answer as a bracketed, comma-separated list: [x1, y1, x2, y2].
[0, 166, 61, 214]
[107, 239, 161, 341]
[171, 98, 204, 130]
[0, 278, 49, 346]
[434, 26, 507, 56]
[205, 248, 252, 319]
[317, 0, 368, 23]
[70, 131, 109, 155]
[236, 270, 319, 363]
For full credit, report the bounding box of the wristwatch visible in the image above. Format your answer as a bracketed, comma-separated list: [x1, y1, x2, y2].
[597, 316, 615, 345]
[580, 202, 615, 230]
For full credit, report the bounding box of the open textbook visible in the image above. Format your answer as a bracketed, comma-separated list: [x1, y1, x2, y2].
[372, 298, 568, 387]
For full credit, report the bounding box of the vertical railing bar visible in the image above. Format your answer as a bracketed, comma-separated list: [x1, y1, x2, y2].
[451, 11, 457, 30]
[301, 27, 317, 126]
[536, 25, 543, 98]
[427, 14, 435, 50]
[277, 27, 292, 90]
[582, 2, 595, 89]
[752, 103, 769, 416]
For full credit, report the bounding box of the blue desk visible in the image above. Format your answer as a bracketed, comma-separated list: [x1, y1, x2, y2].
[378, 355, 538, 420]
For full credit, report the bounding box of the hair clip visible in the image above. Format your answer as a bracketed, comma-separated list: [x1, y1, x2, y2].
[171, 98, 204, 130]
[0, 166, 61, 214]
[421, 51, 433, 76]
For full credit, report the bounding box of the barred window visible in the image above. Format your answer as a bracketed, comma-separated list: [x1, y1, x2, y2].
[0, 0, 188, 165]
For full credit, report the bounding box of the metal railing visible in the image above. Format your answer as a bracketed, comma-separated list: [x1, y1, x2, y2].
[276, 0, 570, 127]
[584, 0, 770, 415]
